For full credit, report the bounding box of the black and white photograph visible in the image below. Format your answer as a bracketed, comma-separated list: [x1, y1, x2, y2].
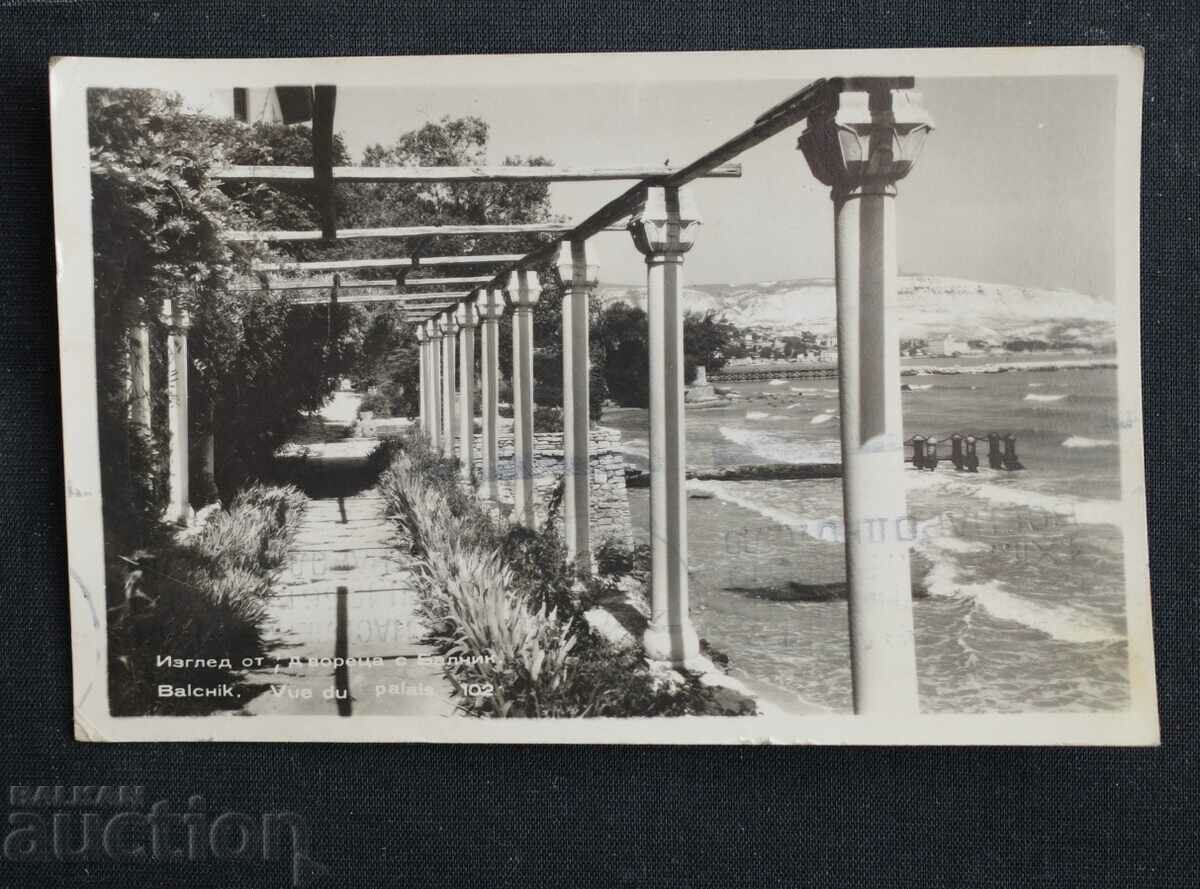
[50, 48, 1156, 743]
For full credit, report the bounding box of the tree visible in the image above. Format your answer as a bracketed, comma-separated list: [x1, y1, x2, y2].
[88, 88, 359, 557]
[593, 304, 746, 407]
[339, 116, 560, 417]
[593, 302, 651, 408]
[682, 310, 741, 383]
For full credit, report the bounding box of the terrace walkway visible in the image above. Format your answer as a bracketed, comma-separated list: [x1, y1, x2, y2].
[242, 394, 458, 717]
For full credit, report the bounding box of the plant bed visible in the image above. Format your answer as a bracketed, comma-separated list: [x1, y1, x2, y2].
[379, 431, 756, 718]
[107, 484, 308, 716]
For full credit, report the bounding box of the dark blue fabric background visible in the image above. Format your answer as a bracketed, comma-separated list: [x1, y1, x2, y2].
[0, 2, 1196, 887]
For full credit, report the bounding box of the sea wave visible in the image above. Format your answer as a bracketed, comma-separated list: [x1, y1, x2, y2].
[718, 426, 841, 463]
[687, 478, 843, 543]
[812, 412, 837, 425]
[919, 560, 1122, 643]
[904, 469, 1123, 528]
[1025, 393, 1068, 402]
[745, 411, 769, 420]
[768, 379, 787, 386]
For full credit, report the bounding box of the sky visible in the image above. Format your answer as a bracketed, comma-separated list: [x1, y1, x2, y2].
[186, 76, 1117, 297]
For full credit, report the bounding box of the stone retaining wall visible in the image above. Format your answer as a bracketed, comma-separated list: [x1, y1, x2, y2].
[472, 426, 633, 546]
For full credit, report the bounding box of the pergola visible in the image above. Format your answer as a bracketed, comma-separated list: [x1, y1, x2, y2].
[140, 77, 934, 716]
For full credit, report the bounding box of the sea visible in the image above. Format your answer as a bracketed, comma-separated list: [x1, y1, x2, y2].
[603, 356, 1131, 714]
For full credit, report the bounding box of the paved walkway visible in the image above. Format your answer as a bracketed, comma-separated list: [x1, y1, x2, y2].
[242, 391, 458, 718]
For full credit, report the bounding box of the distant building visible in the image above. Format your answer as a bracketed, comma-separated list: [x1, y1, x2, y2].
[938, 334, 971, 357]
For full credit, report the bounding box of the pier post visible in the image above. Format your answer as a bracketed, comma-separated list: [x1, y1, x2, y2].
[556, 240, 599, 566]
[161, 299, 192, 526]
[799, 80, 933, 714]
[475, 288, 505, 501]
[438, 312, 459, 460]
[425, 320, 443, 452]
[628, 186, 703, 667]
[509, 270, 541, 528]
[455, 302, 479, 481]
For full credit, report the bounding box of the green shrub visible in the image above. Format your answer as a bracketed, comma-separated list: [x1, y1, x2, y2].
[107, 484, 307, 716]
[533, 405, 563, 433]
[358, 390, 393, 417]
[381, 431, 744, 718]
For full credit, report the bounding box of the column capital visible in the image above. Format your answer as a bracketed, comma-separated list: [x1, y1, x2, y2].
[424, 318, 443, 340]
[454, 301, 479, 328]
[507, 269, 541, 309]
[475, 287, 506, 321]
[414, 326, 427, 343]
[160, 298, 192, 331]
[797, 82, 934, 197]
[628, 186, 701, 259]
[554, 239, 599, 290]
[437, 312, 460, 335]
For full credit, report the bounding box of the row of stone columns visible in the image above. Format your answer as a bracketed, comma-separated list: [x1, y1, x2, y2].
[409, 82, 930, 714]
[413, 268, 552, 533]
[126, 299, 192, 527]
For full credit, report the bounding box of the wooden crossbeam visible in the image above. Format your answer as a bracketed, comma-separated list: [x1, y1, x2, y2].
[403, 276, 494, 287]
[290, 291, 469, 307]
[213, 163, 742, 184]
[230, 280, 394, 293]
[225, 222, 570, 243]
[233, 274, 492, 292]
[253, 253, 524, 273]
[488, 78, 851, 281]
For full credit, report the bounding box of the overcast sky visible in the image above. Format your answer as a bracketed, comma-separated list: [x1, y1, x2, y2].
[189, 76, 1117, 297]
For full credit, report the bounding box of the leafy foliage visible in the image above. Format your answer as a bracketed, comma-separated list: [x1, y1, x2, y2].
[378, 432, 737, 717]
[108, 484, 307, 715]
[89, 88, 358, 555]
[342, 116, 560, 417]
[592, 301, 745, 406]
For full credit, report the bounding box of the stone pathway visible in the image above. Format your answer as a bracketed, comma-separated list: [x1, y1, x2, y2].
[242, 490, 458, 717]
[242, 389, 458, 718]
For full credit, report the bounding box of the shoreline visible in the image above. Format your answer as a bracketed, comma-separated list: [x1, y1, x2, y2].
[901, 357, 1116, 376]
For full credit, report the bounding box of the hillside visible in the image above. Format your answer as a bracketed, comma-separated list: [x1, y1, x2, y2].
[596, 275, 1116, 350]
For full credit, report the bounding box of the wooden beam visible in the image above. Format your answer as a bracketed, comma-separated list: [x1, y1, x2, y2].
[213, 163, 743, 184]
[311, 86, 337, 239]
[291, 294, 465, 307]
[230, 280, 395, 293]
[224, 222, 570, 243]
[403, 276, 495, 288]
[233, 274, 492, 292]
[484, 78, 863, 284]
[253, 253, 524, 273]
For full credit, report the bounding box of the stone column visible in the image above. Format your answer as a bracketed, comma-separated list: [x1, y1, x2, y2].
[455, 302, 479, 481]
[127, 322, 152, 432]
[798, 80, 934, 715]
[161, 298, 192, 526]
[475, 288, 505, 501]
[414, 326, 428, 434]
[425, 319, 442, 452]
[628, 186, 702, 667]
[555, 240, 599, 566]
[438, 312, 459, 460]
[508, 270, 541, 528]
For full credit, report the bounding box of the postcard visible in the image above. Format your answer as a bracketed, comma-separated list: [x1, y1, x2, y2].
[51, 47, 1156, 743]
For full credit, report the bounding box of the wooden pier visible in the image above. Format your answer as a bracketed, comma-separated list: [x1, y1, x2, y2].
[710, 364, 838, 383]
